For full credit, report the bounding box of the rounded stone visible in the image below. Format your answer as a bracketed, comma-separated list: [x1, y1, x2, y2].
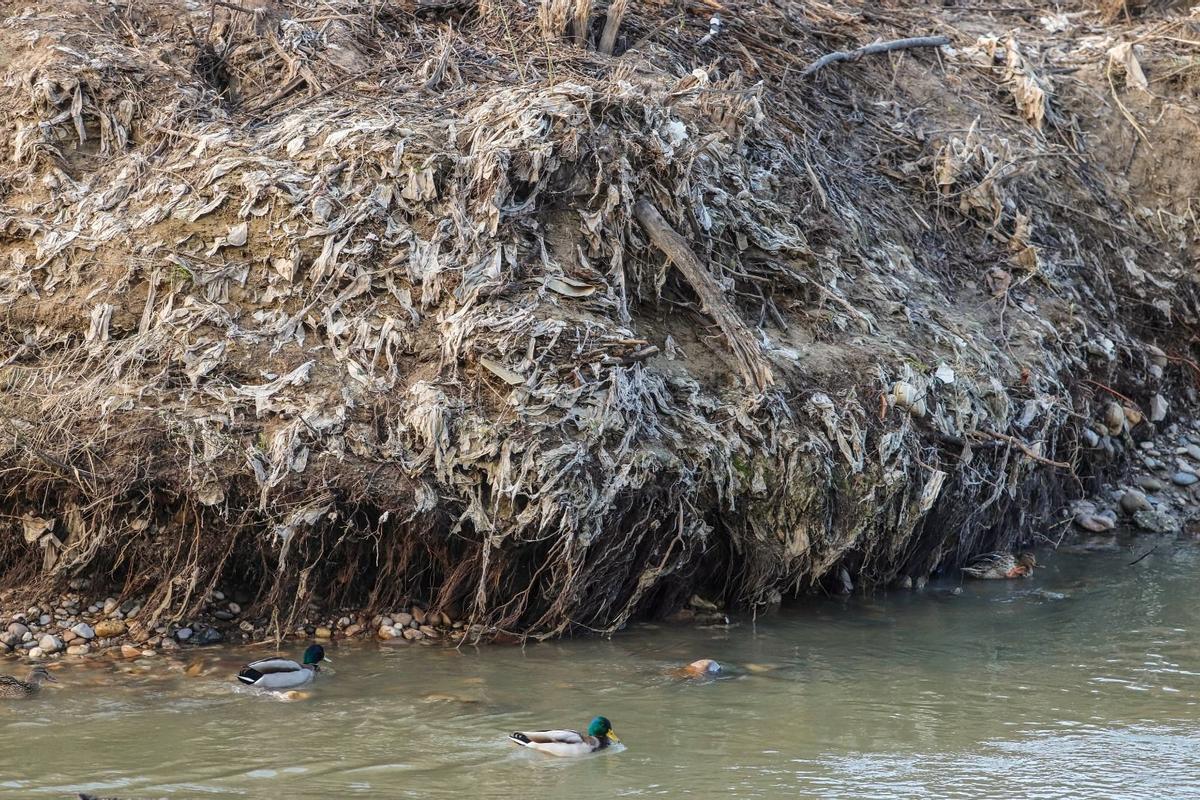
[7, 622, 29, 638]
[394, 612, 414, 627]
[66, 644, 90, 656]
[94, 620, 127, 638]
[1172, 471, 1199, 487]
[71, 622, 96, 640]
[1138, 476, 1165, 493]
[175, 627, 193, 642]
[38, 634, 62, 653]
[314, 626, 333, 639]
[1119, 490, 1152, 515]
[1074, 512, 1112, 532]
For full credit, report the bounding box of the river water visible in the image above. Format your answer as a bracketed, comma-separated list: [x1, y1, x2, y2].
[2, 537, 1199, 799]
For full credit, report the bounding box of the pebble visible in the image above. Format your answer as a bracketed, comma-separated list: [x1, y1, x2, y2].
[1075, 512, 1116, 532]
[378, 625, 397, 640]
[28, 646, 44, 659]
[1133, 509, 1175, 533]
[0, 632, 18, 649]
[315, 626, 333, 639]
[419, 625, 441, 639]
[1187, 445, 1200, 462]
[344, 623, 364, 638]
[94, 620, 126, 638]
[413, 608, 428, 625]
[66, 644, 89, 656]
[214, 610, 235, 621]
[120, 644, 141, 659]
[1082, 428, 1100, 447]
[38, 634, 62, 654]
[394, 612, 414, 627]
[175, 627, 193, 642]
[402, 627, 424, 641]
[71, 622, 96, 640]
[228, 602, 241, 615]
[196, 628, 222, 645]
[1119, 490, 1152, 515]
[103, 598, 118, 615]
[38, 613, 51, 626]
[1138, 476, 1165, 492]
[7, 622, 29, 638]
[337, 616, 351, 628]
[1172, 471, 1198, 486]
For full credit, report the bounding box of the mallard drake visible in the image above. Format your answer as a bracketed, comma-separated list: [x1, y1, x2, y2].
[0, 666, 57, 699]
[963, 552, 1037, 580]
[236, 644, 329, 690]
[509, 715, 620, 757]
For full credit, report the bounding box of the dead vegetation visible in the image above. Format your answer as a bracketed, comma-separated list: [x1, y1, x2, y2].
[0, 0, 1197, 639]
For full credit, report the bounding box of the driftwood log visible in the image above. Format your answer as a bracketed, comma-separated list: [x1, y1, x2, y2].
[802, 35, 950, 77]
[634, 197, 774, 392]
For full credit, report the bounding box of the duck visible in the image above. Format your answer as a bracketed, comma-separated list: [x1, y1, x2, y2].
[668, 658, 722, 678]
[509, 715, 620, 757]
[0, 666, 57, 699]
[963, 552, 1037, 579]
[236, 644, 329, 690]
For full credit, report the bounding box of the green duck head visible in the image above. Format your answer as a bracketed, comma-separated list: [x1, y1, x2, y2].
[303, 644, 331, 665]
[588, 715, 618, 743]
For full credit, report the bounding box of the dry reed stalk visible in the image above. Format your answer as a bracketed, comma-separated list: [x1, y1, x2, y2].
[600, 0, 627, 55]
[538, 0, 571, 40]
[572, 0, 593, 47]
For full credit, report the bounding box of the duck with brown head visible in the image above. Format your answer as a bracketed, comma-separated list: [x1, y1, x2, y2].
[963, 552, 1037, 580]
[0, 665, 57, 699]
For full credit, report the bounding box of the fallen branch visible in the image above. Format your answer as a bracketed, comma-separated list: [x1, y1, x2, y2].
[802, 35, 950, 78]
[634, 197, 774, 392]
[973, 429, 1072, 471]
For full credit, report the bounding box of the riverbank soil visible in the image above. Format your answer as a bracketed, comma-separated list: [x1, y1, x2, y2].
[2, 1, 1199, 644]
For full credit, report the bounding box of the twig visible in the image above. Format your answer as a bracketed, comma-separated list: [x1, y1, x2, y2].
[802, 35, 950, 78]
[1128, 545, 1157, 566]
[624, 14, 683, 55]
[973, 429, 1072, 470]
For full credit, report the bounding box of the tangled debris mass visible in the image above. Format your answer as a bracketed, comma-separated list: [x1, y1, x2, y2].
[1, 0, 1199, 644]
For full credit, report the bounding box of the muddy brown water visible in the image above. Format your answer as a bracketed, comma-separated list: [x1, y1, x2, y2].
[2, 538, 1199, 799]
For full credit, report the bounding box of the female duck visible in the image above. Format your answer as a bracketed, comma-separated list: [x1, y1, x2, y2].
[237, 644, 330, 690]
[509, 715, 620, 757]
[0, 666, 57, 699]
[963, 552, 1036, 580]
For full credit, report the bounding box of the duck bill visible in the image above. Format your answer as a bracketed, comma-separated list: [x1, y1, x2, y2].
[44, 673, 58, 683]
[606, 730, 619, 743]
[323, 656, 332, 663]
